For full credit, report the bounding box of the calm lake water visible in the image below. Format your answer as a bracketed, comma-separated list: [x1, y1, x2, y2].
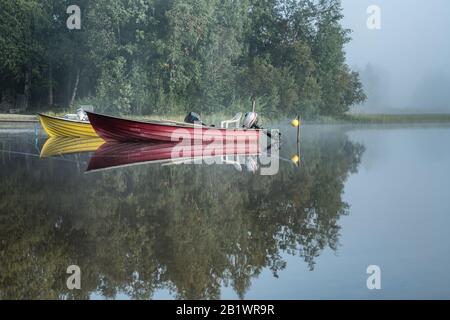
[1, 122, 450, 299]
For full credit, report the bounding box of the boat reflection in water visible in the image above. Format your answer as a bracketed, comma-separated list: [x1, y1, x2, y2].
[86, 140, 264, 173]
[39, 136, 271, 173]
[39, 137, 105, 158]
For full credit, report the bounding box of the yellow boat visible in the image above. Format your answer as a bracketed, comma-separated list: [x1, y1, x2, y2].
[40, 137, 105, 158]
[38, 113, 98, 137]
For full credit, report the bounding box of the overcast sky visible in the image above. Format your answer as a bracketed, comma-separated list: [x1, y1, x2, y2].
[341, 0, 450, 111]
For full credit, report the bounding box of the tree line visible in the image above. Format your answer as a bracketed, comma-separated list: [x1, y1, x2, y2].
[0, 0, 365, 117]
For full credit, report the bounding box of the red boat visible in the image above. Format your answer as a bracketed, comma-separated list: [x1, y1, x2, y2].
[86, 112, 262, 143]
[86, 140, 261, 172]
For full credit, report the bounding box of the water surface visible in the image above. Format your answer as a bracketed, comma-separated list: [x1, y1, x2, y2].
[1, 123, 449, 299]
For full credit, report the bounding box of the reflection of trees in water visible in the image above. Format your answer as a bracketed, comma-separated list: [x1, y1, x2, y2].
[0, 128, 364, 299]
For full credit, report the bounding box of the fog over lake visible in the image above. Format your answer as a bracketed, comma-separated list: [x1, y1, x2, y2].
[342, 0, 450, 113]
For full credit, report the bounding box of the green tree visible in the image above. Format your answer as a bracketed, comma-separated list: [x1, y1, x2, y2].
[0, 0, 48, 109]
[0, 0, 365, 116]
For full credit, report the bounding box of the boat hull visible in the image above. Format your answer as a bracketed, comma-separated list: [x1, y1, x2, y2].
[38, 113, 98, 137]
[86, 112, 261, 143]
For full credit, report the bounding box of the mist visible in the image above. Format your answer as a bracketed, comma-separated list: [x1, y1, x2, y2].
[342, 0, 450, 113]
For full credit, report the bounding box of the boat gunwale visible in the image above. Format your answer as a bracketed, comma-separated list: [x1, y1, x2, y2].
[38, 113, 91, 124]
[86, 111, 262, 132]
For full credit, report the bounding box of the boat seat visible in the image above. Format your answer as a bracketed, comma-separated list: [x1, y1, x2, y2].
[64, 114, 79, 120]
[221, 112, 242, 129]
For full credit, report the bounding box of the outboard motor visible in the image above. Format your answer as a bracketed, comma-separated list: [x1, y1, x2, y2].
[243, 111, 279, 139]
[184, 112, 207, 126]
[243, 112, 259, 129]
[76, 108, 89, 121]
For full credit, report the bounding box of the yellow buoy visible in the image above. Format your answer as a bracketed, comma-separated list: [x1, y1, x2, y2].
[291, 154, 300, 164]
[291, 119, 300, 127]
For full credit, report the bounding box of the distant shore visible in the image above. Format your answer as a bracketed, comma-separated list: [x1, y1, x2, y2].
[2, 112, 450, 125]
[0, 114, 38, 122]
[338, 113, 450, 124]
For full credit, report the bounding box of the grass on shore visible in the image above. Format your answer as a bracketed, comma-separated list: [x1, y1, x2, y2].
[0, 113, 38, 122]
[312, 113, 450, 124]
[2, 112, 450, 125]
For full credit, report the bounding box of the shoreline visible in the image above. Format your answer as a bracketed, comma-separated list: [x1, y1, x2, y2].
[0, 114, 38, 122]
[340, 113, 450, 124]
[2, 113, 450, 125]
